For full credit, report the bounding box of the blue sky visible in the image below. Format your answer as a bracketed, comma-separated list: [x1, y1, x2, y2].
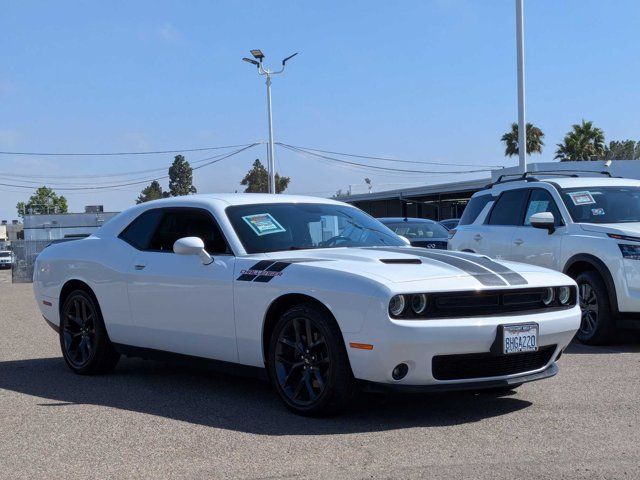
[1, 0, 639, 219]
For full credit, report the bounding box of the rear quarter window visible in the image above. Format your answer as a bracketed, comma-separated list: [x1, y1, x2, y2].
[118, 209, 164, 250]
[459, 194, 494, 226]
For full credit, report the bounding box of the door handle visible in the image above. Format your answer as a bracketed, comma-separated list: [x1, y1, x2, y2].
[134, 264, 146, 270]
[513, 239, 524, 246]
[473, 234, 482, 241]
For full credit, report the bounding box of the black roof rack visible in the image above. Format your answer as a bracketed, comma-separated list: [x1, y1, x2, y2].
[485, 169, 613, 188]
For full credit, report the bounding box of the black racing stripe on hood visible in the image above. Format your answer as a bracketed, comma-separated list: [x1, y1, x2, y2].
[253, 261, 292, 282]
[369, 248, 507, 287]
[438, 251, 528, 286]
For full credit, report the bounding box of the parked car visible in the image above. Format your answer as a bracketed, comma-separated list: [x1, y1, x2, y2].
[378, 217, 449, 249]
[34, 194, 579, 415]
[439, 218, 460, 231]
[449, 171, 640, 345]
[0, 250, 13, 269]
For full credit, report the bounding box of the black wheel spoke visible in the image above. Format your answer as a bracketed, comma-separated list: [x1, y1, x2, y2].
[312, 368, 325, 391]
[62, 294, 98, 368]
[305, 319, 313, 348]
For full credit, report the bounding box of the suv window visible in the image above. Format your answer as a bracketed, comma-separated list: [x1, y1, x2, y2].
[119, 209, 164, 250]
[459, 194, 493, 226]
[148, 208, 229, 254]
[487, 189, 529, 226]
[523, 189, 562, 226]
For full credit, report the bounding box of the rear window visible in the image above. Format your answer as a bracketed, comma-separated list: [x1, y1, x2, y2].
[459, 194, 493, 226]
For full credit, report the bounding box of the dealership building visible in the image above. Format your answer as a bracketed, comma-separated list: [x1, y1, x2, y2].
[341, 160, 640, 220]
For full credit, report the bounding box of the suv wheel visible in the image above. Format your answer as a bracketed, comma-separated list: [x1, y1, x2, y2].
[575, 271, 615, 345]
[267, 303, 356, 416]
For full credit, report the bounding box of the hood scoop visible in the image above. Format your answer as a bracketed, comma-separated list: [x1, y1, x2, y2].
[379, 258, 422, 265]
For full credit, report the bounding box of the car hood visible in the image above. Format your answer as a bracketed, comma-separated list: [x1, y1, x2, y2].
[580, 222, 640, 238]
[260, 246, 563, 288]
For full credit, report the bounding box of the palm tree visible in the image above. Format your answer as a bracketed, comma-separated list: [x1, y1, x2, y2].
[554, 120, 605, 161]
[500, 123, 545, 157]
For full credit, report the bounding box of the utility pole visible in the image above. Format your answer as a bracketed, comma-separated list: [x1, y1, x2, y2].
[243, 50, 298, 194]
[516, 0, 527, 173]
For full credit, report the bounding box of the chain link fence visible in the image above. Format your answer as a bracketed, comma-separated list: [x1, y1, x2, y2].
[11, 240, 51, 283]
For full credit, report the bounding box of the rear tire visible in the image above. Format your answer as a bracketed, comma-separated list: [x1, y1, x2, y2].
[267, 303, 356, 416]
[575, 271, 615, 345]
[59, 289, 120, 374]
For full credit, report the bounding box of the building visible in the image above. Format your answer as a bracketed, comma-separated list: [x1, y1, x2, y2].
[341, 160, 640, 220]
[22, 208, 119, 241]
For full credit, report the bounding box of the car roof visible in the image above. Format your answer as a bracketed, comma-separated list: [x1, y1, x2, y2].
[144, 193, 347, 207]
[378, 217, 438, 224]
[481, 175, 640, 195]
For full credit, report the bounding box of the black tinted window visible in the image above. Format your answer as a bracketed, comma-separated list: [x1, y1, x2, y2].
[149, 209, 228, 254]
[524, 189, 562, 226]
[488, 189, 529, 226]
[119, 209, 163, 250]
[459, 194, 493, 225]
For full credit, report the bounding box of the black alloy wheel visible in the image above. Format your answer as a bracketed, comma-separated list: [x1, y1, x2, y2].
[575, 271, 615, 345]
[60, 290, 120, 374]
[268, 304, 356, 416]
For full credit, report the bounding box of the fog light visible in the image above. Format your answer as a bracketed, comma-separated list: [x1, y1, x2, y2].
[558, 286, 571, 305]
[392, 363, 409, 380]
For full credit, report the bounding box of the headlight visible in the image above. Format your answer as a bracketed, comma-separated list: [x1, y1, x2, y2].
[410, 294, 428, 314]
[542, 287, 555, 305]
[557, 286, 571, 305]
[389, 295, 406, 317]
[619, 244, 640, 260]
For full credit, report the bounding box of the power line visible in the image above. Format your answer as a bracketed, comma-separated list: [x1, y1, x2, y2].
[278, 142, 504, 168]
[0, 144, 260, 191]
[0, 142, 262, 157]
[278, 144, 495, 174]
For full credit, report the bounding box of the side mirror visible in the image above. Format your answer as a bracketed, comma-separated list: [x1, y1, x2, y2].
[530, 212, 556, 234]
[399, 235, 412, 246]
[173, 237, 213, 265]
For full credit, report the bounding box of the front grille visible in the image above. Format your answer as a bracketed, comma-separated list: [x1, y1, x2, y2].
[432, 345, 556, 381]
[412, 240, 448, 249]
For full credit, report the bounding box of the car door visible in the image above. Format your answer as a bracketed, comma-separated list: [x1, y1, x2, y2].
[510, 188, 565, 270]
[472, 188, 529, 260]
[122, 207, 237, 362]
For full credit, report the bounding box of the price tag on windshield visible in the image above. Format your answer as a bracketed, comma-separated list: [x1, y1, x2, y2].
[569, 191, 596, 206]
[242, 213, 286, 236]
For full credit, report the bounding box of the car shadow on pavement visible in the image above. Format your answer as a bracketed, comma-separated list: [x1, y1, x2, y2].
[565, 332, 640, 355]
[0, 356, 532, 435]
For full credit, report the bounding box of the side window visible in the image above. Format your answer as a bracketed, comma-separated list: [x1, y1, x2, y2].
[487, 189, 529, 226]
[118, 209, 164, 250]
[523, 189, 562, 226]
[459, 194, 493, 226]
[148, 209, 229, 254]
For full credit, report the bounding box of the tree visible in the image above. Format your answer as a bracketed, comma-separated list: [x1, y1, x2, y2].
[136, 180, 167, 204]
[16, 186, 68, 216]
[240, 159, 290, 193]
[500, 122, 545, 157]
[555, 120, 606, 161]
[603, 140, 640, 161]
[168, 155, 197, 196]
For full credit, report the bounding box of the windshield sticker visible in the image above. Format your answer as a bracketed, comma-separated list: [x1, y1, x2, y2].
[569, 191, 596, 206]
[242, 213, 286, 236]
[591, 208, 605, 216]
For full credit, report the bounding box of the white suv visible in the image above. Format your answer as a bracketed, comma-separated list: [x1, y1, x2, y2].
[449, 171, 640, 345]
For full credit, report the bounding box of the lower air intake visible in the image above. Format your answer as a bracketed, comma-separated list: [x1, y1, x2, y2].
[432, 345, 557, 381]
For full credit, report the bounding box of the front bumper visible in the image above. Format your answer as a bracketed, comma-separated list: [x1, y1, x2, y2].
[344, 305, 579, 386]
[359, 362, 558, 393]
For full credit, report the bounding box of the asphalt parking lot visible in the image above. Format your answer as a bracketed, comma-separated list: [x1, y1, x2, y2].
[1, 269, 639, 479]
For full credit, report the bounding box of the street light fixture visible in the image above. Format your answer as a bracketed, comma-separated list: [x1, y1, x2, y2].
[243, 49, 298, 194]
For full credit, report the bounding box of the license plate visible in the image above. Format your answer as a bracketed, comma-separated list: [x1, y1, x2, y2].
[502, 323, 538, 354]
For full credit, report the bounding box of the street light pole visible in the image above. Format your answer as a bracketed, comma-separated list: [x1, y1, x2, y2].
[516, 0, 527, 173]
[243, 50, 298, 194]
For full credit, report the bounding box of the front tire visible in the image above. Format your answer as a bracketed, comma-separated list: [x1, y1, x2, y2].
[267, 303, 356, 416]
[575, 271, 615, 345]
[59, 289, 120, 374]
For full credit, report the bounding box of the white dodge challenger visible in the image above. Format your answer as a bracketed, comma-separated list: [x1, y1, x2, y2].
[34, 194, 580, 415]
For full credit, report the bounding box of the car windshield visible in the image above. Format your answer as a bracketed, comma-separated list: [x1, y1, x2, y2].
[226, 203, 405, 253]
[0, 252, 11, 258]
[560, 186, 640, 224]
[382, 221, 449, 239]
